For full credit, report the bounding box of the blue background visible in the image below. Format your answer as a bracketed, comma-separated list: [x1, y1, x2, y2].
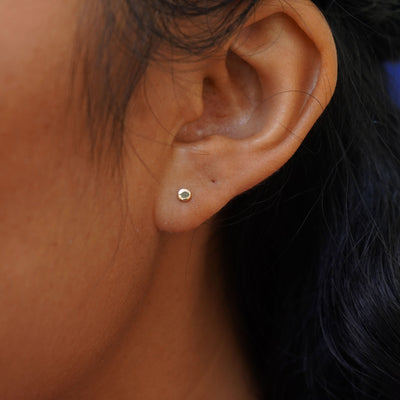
[386, 62, 400, 106]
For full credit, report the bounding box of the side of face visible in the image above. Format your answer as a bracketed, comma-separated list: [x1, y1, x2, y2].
[0, 1, 163, 398]
[0, 0, 337, 398]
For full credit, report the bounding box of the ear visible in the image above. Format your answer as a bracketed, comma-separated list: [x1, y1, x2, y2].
[154, 0, 337, 232]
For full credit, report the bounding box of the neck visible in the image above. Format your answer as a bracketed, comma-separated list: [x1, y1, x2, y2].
[62, 223, 258, 400]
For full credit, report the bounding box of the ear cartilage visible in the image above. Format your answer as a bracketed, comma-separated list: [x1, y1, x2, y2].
[177, 188, 192, 202]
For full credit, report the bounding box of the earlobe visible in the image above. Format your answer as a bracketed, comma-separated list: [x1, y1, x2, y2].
[154, 0, 337, 233]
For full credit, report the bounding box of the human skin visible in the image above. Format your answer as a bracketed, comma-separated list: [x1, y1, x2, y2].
[0, 1, 255, 399]
[0, 0, 160, 397]
[0, 1, 336, 399]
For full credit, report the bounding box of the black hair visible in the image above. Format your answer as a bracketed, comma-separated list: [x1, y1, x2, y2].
[80, 1, 400, 398]
[219, 1, 400, 398]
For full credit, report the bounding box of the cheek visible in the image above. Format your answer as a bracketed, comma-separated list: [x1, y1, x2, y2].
[0, 122, 159, 398]
[0, 2, 158, 399]
[0, 84, 158, 400]
[0, 183, 158, 400]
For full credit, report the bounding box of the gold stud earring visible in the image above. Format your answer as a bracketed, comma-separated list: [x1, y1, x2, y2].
[178, 188, 192, 202]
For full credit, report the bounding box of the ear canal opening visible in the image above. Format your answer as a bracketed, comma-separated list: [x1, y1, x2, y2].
[175, 49, 267, 144]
